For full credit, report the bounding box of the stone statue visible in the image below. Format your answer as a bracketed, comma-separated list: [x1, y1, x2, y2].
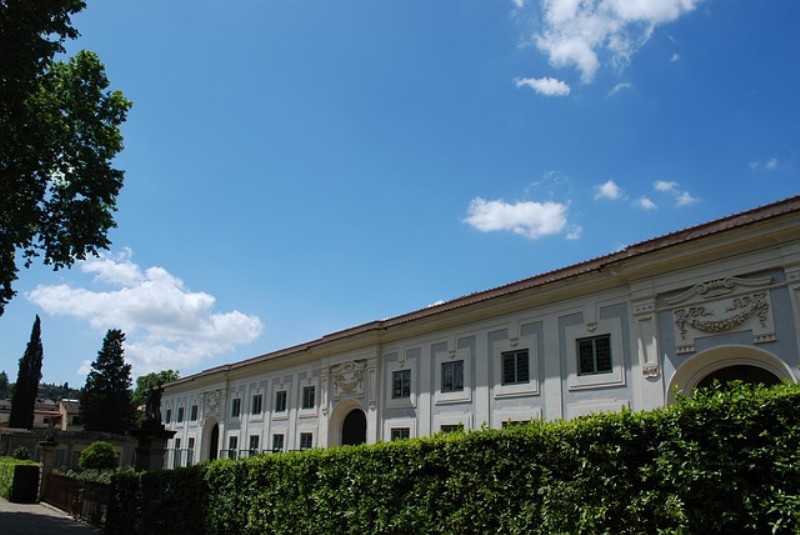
[144, 384, 163, 427]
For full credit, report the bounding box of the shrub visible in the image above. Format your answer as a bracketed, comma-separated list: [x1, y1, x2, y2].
[0, 456, 40, 503]
[11, 446, 30, 460]
[107, 382, 800, 534]
[79, 441, 119, 471]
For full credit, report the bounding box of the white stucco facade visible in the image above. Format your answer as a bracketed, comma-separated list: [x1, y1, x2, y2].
[161, 196, 800, 465]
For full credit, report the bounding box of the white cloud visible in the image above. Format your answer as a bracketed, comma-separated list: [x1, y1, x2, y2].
[514, 76, 571, 96]
[653, 180, 698, 207]
[608, 82, 632, 96]
[750, 157, 783, 171]
[566, 224, 584, 240]
[654, 180, 678, 192]
[635, 196, 658, 210]
[670, 52, 681, 62]
[528, 0, 701, 82]
[676, 190, 698, 206]
[464, 197, 571, 239]
[27, 250, 263, 376]
[594, 179, 623, 200]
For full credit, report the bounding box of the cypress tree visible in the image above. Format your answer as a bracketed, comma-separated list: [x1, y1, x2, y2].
[9, 315, 43, 429]
[81, 329, 134, 433]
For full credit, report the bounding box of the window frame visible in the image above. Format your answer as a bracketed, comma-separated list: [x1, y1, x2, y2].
[228, 435, 238, 460]
[299, 432, 314, 450]
[577, 334, 613, 376]
[501, 349, 530, 385]
[566, 317, 625, 390]
[301, 385, 316, 410]
[392, 369, 411, 399]
[251, 394, 263, 415]
[441, 360, 464, 393]
[274, 390, 287, 413]
[390, 427, 410, 441]
[385, 351, 418, 409]
[249, 434, 260, 453]
[434, 345, 472, 404]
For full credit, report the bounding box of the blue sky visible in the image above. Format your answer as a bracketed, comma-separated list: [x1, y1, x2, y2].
[1, 0, 797, 387]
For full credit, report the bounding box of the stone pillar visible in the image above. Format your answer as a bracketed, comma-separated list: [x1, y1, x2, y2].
[37, 439, 59, 501]
[130, 427, 176, 471]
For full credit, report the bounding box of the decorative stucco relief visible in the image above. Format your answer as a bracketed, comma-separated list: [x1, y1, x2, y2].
[331, 360, 366, 399]
[670, 277, 776, 353]
[203, 389, 224, 419]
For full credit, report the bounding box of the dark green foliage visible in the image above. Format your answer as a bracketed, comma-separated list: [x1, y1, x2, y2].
[0, 457, 40, 503]
[0, 0, 131, 315]
[106, 382, 800, 534]
[11, 446, 30, 460]
[0, 370, 9, 398]
[9, 315, 43, 429]
[79, 441, 119, 471]
[106, 465, 209, 535]
[81, 329, 134, 433]
[131, 370, 179, 422]
[38, 380, 81, 402]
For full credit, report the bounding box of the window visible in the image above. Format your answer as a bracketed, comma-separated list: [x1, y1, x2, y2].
[187, 437, 195, 466]
[249, 435, 260, 453]
[440, 424, 463, 434]
[301, 386, 315, 409]
[299, 432, 313, 450]
[173, 438, 181, 468]
[390, 427, 410, 441]
[251, 394, 263, 415]
[231, 398, 241, 418]
[441, 361, 464, 393]
[187, 437, 195, 451]
[228, 436, 238, 460]
[501, 349, 530, 385]
[577, 335, 612, 375]
[165, 409, 172, 423]
[190, 404, 198, 421]
[275, 390, 287, 412]
[392, 370, 411, 399]
[501, 420, 528, 429]
[177, 407, 184, 423]
[272, 434, 284, 452]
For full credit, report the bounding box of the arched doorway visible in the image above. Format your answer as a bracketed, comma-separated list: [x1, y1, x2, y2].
[667, 345, 795, 403]
[208, 423, 219, 461]
[341, 409, 367, 446]
[696, 364, 782, 390]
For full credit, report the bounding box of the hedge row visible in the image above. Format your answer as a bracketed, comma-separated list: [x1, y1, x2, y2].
[0, 457, 40, 503]
[108, 382, 800, 534]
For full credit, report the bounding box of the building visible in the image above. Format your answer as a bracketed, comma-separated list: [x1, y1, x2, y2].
[0, 398, 82, 431]
[162, 196, 800, 466]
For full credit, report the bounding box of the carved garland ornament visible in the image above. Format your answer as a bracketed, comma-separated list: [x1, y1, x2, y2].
[674, 292, 769, 340]
[332, 360, 366, 395]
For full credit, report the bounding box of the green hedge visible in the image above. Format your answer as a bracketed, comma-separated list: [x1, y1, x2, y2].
[108, 382, 800, 534]
[0, 457, 41, 503]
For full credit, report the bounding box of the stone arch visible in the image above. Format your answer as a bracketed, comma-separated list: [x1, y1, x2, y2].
[201, 417, 220, 461]
[667, 345, 795, 404]
[328, 399, 367, 447]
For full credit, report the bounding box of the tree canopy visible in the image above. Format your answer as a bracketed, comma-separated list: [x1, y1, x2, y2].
[132, 369, 180, 409]
[0, 0, 131, 315]
[9, 315, 43, 428]
[81, 329, 134, 434]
